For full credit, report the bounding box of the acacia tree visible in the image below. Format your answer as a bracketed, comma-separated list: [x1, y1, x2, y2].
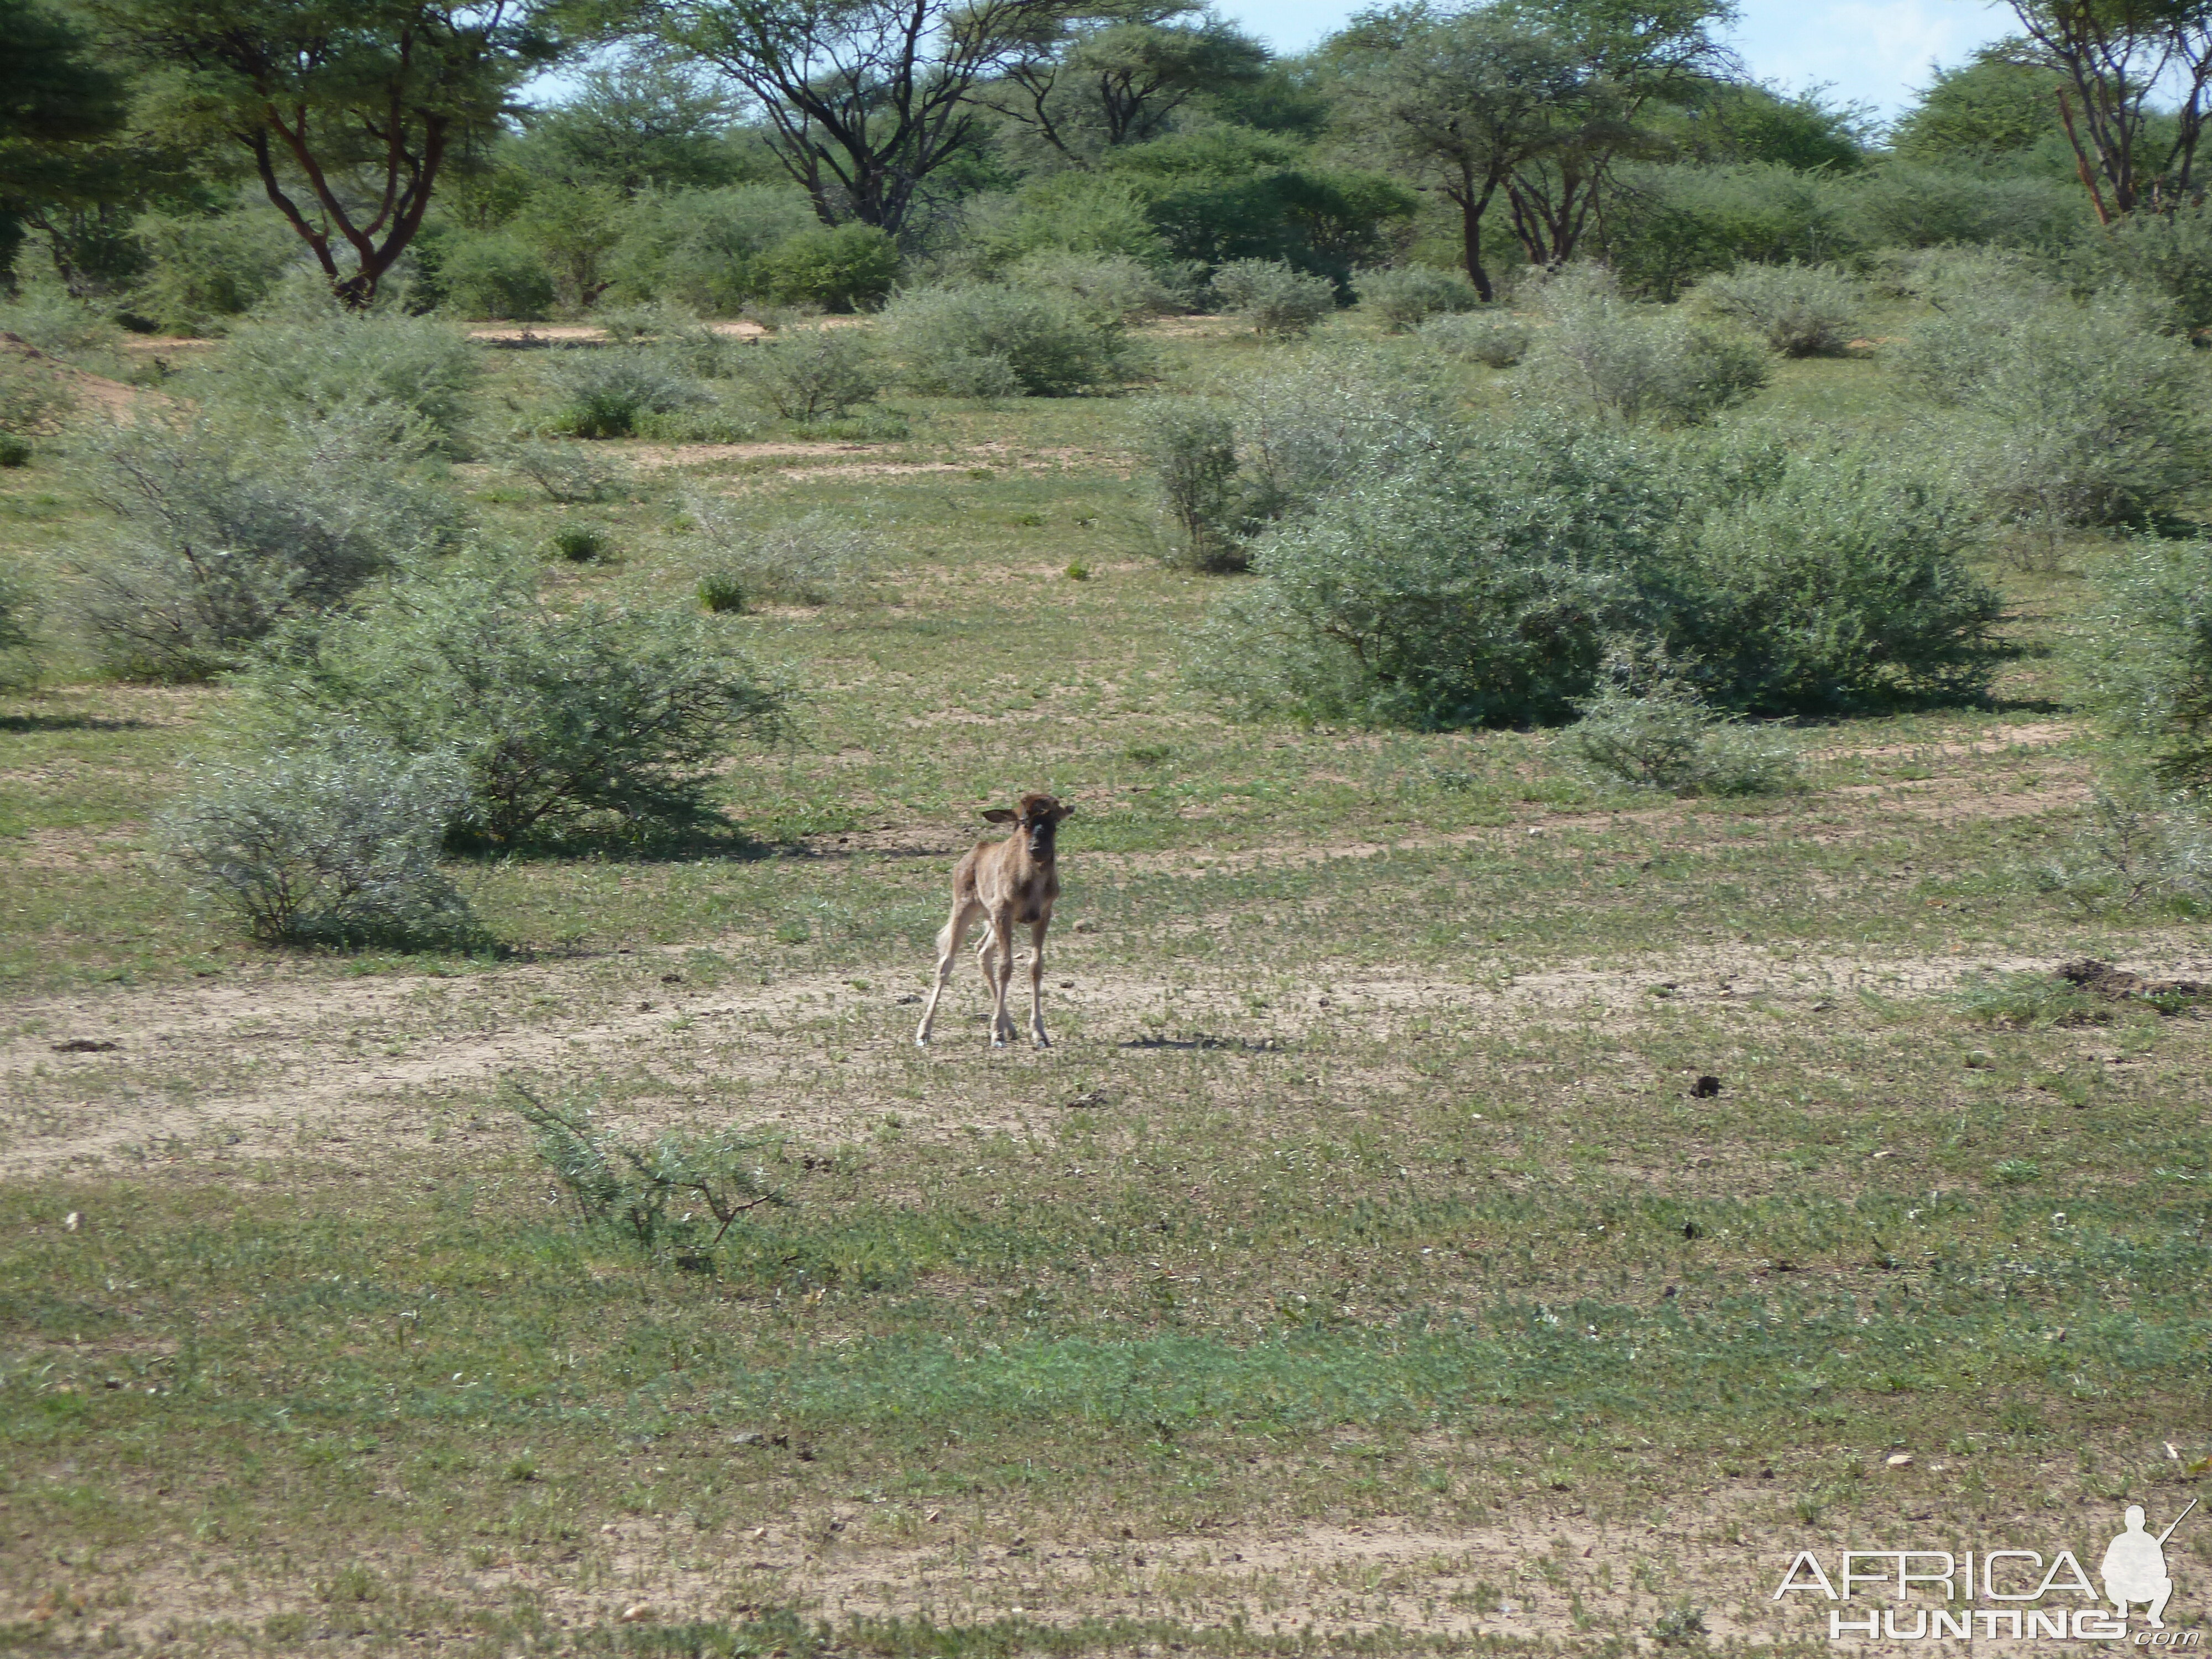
[87, 0, 572, 305]
[653, 0, 1087, 234]
[0, 0, 129, 284]
[1492, 0, 1732, 268]
[2005, 0, 2212, 218]
[1333, 6, 1581, 299]
[987, 4, 1268, 166]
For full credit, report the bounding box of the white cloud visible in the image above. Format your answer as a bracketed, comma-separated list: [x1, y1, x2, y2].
[1212, 0, 2016, 118]
[1724, 0, 2013, 114]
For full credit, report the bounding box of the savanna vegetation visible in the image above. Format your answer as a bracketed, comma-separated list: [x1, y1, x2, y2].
[3, 0, 2212, 1650]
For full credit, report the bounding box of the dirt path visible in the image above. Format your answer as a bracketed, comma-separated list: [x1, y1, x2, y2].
[8, 927, 2199, 1182]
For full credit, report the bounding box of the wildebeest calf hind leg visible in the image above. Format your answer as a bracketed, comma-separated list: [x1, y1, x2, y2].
[915, 898, 979, 1047]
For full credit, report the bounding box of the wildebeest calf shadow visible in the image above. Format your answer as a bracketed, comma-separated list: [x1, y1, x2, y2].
[1120, 1034, 1289, 1052]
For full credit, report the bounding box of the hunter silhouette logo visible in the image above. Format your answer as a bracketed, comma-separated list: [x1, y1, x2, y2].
[2104, 1501, 2195, 1630]
[1775, 1501, 2200, 1642]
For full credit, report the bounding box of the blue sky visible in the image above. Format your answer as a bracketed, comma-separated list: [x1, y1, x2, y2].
[1219, 0, 2013, 117]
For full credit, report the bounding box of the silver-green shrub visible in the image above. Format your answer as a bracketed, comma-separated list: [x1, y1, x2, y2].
[1136, 346, 1448, 569]
[881, 283, 1134, 397]
[738, 326, 885, 420]
[1358, 265, 1480, 332]
[1667, 442, 2001, 711]
[72, 408, 463, 681]
[242, 562, 792, 843]
[1521, 264, 1770, 425]
[1136, 399, 1241, 571]
[685, 494, 878, 609]
[1898, 281, 2210, 540]
[1006, 251, 1192, 322]
[0, 293, 124, 362]
[1416, 310, 1532, 366]
[1687, 262, 1864, 357]
[159, 739, 477, 947]
[1212, 259, 1336, 338]
[1191, 418, 1669, 727]
[2076, 533, 2212, 791]
[541, 348, 711, 437]
[201, 312, 480, 448]
[0, 561, 37, 688]
[0, 354, 74, 441]
[2093, 199, 2212, 330]
[506, 1083, 783, 1254]
[1567, 646, 1800, 795]
[491, 439, 634, 504]
[1191, 415, 2000, 727]
[2034, 785, 2212, 914]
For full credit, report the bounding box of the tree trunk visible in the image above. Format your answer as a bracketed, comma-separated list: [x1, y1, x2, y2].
[1452, 161, 1496, 301]
[1461, 197, 1493, 302]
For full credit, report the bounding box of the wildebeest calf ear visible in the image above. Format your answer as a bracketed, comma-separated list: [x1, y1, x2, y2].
[982, 808, 1017, 823]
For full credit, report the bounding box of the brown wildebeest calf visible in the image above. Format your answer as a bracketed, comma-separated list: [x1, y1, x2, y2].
[915, 792, 1075, 1049]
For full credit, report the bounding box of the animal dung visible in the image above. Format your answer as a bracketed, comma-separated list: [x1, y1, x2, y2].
[50, 1039, 120, 1054]
[1688, 1074, 1722, 1098]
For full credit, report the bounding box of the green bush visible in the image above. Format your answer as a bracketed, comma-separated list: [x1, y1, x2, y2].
[1138, 399, 1241, 571]
[1896, 276, 2211, 534]
[159, 739, 478, 948]
[0, 354, 74, 441]
[72, 410, 462, 681]
[542, 348, 709, 438]
[243, 564, 793, 843]
[608, 185, 818, 314]
[202, 312, 480, 448]
[0, 434, 30, 468]
[432, 232, 556, 321]
[881, 284, 1135, 397]
[1192, 420, 1670, 728]
[697, 570, 746, 614]
[756, 224, 900, 312]
[1357, 264, 1479, 332]
[2093, 200, 2212, 330]
[1687, 262, 1864, 357]
[2078, 534, 2212, 791]
[0, 560, 37, 688]
[1842, 163, 2086, 253]
[739, 326, 884, 420]
[506, 1083, 782, 1254]
[547, 524, 614, 563]
[132, 208, 301, 334]
[1416, 310, 1532, 366]
[1600, 161, 1858, 301]
[1192, 415, 2000, 728]
[974, 174, 1173, 270]
[2035, 784, 2212, 913]
[1521, 265, 1770, 425]
[1567, 645, 1800, 795]
[1666, 444, 2001, 711]
[1212, 258, 1336, 337]
[685, 495, 878, 608]
[1138, 346, 1447, 566]
[0, 293, 125, 361]
[1005, 251, 1192, 321]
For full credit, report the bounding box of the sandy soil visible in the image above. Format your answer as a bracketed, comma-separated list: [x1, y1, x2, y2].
[8, 922, 2200, 1185]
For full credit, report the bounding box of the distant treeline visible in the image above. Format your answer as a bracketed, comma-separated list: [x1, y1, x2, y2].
[0, 0, 2205, 328]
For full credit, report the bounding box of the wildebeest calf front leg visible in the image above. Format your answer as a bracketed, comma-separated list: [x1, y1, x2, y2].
[986, 912, 1019, 1047]
[1027, 920, 1051, 1047]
